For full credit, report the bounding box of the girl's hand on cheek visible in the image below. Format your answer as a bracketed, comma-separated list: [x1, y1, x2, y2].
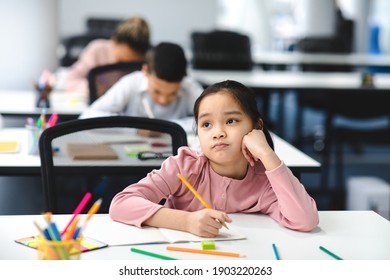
[243, 129, 282, 171]
[186, 209, 231, 237]
[242, 145, 256, 167]
[242, 129, 267, 166]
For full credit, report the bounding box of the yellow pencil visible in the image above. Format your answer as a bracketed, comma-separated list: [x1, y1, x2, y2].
[45, 212, 52, 223]
[81, 198, 102, 232]
[86, 198, 102, 220]
[63, 216, 80, 241]
[177, 173, 229, 229]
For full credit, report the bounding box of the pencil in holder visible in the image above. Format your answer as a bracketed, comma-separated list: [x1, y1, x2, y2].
[37, 236, 82, 260]
[26, 124, 43, 155]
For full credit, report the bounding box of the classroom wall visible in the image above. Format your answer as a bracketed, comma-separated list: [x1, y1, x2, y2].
[0, 0, 384, 91]
[58, 0, 218, 49]
[0, 0, 58, 90]
[0, 0, 217, 91]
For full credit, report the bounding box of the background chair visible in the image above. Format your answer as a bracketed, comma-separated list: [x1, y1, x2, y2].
[39, 116, 188, 213]
[86, 17, 123, 37]
[304, 90, 389, 209]
[87, 61, 144, 104]
[59, 34, 110, 67]
[190, 30, 253, 70]
[292, 7, 354, 72]
[293, 8, 355, 148]
[189, 30, 276, 131]
[59, 17, 122, 67]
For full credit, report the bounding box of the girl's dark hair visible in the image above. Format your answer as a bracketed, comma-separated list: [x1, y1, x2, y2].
[193, 80, 274, 150]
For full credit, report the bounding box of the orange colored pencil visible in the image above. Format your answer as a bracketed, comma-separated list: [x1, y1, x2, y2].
[166, 246, 243, 258]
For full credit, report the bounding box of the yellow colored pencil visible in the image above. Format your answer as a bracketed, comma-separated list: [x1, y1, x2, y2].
[81, 198, 102, 232]
[86, 198, 102, 221]
[177, 173, 229, 229]
[63, 216, 80, 241]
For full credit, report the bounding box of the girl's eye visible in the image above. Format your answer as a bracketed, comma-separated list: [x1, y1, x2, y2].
[201, 122, 211, 128]
[227, 119, 237, 124]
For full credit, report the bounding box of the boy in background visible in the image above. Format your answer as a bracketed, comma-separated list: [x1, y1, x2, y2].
[80, 42, 204, 135]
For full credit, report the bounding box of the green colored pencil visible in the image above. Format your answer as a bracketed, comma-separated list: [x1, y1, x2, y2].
[319, 246, 343, 260]
[130, 247, 178, 260]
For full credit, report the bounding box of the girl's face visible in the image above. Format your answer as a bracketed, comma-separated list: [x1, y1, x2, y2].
[197, 92, 254, 172]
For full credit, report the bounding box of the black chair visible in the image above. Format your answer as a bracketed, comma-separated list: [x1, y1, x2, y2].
[308, 90, 390, 209]
[59, 17, 123, 67]
[59, 34, 110, 67]
[190, 30, 253, 70]
[323, 91, 390, 178]
[87, 61, 144, 104]
[294, 8, 355, 148]
[86, 17, 123, 37]
[39, 116, 188, 213]
[293, 7, 354, 70]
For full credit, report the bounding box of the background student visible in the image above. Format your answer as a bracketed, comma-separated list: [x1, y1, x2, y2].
[79, 42, 204, 135]
[109, 80, 319, 237]
[64, 16, 151, 96]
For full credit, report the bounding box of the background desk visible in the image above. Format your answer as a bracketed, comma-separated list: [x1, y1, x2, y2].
[0, 128, 320, 177]
[189, 69, 390, 91]
[189, 69, 390, 136]
[252, 51, 390, 71]
[0, 90, 87, 121]
[1, 211, 389, 260]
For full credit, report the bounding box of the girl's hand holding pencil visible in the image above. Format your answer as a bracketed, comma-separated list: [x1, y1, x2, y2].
[177, 173, 231, 236]
[186, 208, 232, 238]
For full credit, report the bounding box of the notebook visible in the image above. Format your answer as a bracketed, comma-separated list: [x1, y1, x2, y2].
[67, 143, 118, 160]
[84, 216, 246, 246]
[0, 141, 20, 153]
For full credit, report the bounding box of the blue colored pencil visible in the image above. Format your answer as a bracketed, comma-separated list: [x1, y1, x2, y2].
[272, 243, 280, 260]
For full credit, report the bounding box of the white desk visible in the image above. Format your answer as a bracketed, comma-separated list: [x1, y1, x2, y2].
[0, 90, 87, 119]
[0, 128, 320, 176]
[190, 69, 390, 139]
[189, 68, 390, 90]
[253, 51, 390, 69]
[1, 211, 389, 260]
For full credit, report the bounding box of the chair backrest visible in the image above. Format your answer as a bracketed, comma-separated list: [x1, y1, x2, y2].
[87, 61, 144, 104]
[59, 34, 110, 67]
[191, 30, 253, 70]
[294, 8, 354, 72]
[39, 116, 188, 213]
[86, 17, 123, 37]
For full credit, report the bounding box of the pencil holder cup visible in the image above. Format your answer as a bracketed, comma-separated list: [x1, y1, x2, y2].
[37, 236, 82, 260]
[26, 125, 43, 155]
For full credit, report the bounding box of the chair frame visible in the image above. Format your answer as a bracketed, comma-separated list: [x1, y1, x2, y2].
[191, 30, 253, 70]
[87, 61, 144, 104]
[39, 116, 188, 213]
[296, 89, 390, 209]
[60, 34, 110, 67]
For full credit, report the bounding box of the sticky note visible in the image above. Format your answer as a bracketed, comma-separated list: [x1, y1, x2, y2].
[201, 240, 215, 250]
[0, 141, 20, 153]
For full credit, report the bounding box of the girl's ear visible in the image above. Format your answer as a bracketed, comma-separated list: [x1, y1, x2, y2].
[255, 119, 264, 130]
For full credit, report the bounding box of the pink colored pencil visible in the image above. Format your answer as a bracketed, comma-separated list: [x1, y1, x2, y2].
[61, 192, 92, 236]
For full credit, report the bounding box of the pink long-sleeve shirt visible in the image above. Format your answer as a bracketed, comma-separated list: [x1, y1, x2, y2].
[109, 147, 319, 232]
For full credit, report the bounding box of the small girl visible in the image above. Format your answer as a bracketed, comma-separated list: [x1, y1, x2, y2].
[109, 80, 319, 237]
